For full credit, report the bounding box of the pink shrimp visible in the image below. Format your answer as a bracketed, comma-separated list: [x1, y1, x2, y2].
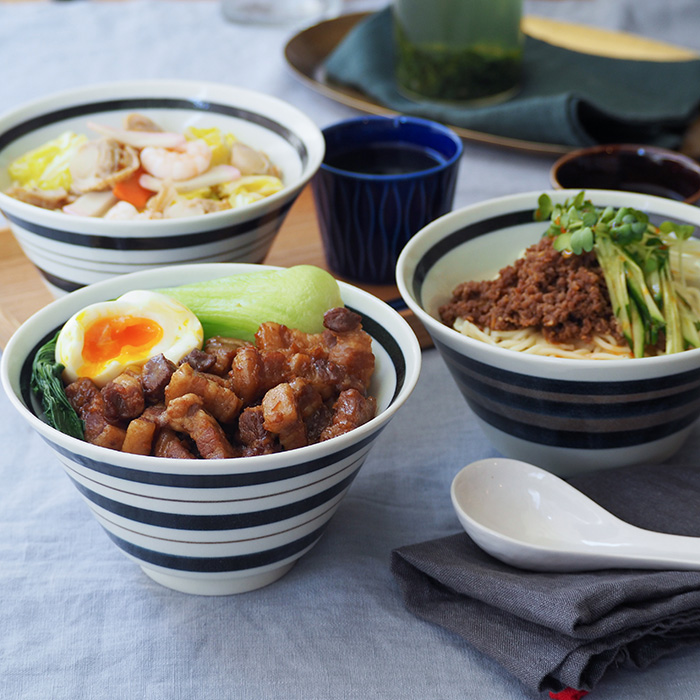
[139, 139, 212, 181]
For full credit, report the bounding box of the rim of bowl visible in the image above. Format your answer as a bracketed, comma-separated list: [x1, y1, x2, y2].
[1, 262, 422, 475]
[549, 143, 700, 204]
[0, 79, 325, 231]
[396, 187, 700, 373]
[319, 114, 463, 181]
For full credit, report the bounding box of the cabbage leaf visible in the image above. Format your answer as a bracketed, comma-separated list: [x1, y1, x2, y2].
[9, 131, 87, 190]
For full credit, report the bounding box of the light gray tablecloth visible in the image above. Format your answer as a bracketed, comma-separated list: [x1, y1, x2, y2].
[3, 1, 700, 698]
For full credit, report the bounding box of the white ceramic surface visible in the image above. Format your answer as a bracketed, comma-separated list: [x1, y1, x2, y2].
[451, 458, 700, 572]
[0, 263, 422, 595]
[0, 80, 325, 295]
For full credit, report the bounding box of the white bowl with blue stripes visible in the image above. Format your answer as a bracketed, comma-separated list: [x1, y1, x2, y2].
[0, 263, 421, 595]
[397, 189, 700, 477]
[0, 80, 324, 296]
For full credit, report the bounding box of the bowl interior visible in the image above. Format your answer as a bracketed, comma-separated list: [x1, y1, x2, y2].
[321, 115, 463, 177]
[0, 81, 325, 228]
[551, 145, 700, 203]
[402, 189, 700, 318]
[397, 188, 700, 378]
[0, 103, 302, 194]
[2, 263, 421, 470]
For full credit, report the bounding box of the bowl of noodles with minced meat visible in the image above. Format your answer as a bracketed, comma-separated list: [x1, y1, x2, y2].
[396, 189, 700, 477]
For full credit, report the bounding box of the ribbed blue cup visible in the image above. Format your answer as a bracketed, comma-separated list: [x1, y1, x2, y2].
[311, 116, 462, 285]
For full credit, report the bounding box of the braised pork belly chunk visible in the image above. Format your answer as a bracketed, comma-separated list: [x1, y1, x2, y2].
[63, 307, 377, 459]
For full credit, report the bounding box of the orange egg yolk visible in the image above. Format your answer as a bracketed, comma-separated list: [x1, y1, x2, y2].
[81, 315, 164, 372]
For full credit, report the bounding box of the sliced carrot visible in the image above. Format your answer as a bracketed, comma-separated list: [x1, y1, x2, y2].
[112, 167, 152, 209]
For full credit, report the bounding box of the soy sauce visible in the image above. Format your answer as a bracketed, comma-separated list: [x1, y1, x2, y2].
[325, 142, 445, 175]
[555, 150, 700, 203]
[613, 182, 686, 201]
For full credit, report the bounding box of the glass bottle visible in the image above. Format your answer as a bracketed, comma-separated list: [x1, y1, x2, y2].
[393, 0, 524, 104]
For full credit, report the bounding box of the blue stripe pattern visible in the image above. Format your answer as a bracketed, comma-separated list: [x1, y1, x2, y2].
[48, 433, 376, 488]
[68, 467, 360, 529]
[435, 339, 700, 448]
[0, 97, 308, 161]
[104, 525, 328, 573]
[413, 204, 700, 451]
[3, 200, 294, 251]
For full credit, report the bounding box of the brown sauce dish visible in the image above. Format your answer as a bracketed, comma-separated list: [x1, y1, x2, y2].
[550, 144, 700, 204]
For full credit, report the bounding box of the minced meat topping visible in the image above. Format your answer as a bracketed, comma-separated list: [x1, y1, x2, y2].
[439, 236, 623, 345]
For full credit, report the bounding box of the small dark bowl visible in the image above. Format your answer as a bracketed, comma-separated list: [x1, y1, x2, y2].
[550, 144, 700, 204]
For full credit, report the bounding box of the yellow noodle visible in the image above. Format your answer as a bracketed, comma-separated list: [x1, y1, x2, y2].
[453, 318, 633, 359]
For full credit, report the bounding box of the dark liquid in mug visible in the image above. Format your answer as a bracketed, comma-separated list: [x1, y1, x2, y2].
[556, 153, 700, 202]
[325, 142, 445, 175]
[604, 181, 685, 201]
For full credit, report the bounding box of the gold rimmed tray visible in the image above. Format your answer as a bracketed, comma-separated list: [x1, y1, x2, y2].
[284, 12, 699, 156]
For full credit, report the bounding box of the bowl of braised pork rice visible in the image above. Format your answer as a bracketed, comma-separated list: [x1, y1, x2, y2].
[397, 189, 700, 476]
[1, 262, 421, 595]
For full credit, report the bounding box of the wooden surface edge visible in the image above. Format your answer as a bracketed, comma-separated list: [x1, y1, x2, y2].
[0, 186, 433, 350]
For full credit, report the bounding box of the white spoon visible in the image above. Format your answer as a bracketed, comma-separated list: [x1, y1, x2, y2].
[450, 457, 700, 572]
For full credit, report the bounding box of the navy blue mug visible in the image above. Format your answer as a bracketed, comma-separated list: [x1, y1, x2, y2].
[311, 116, 462, 284]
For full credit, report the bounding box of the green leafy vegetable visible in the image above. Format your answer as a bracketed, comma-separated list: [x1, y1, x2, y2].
[158, 265, 344, 342]
[31, 332, 84, 439]
[535, 192, 700, 357]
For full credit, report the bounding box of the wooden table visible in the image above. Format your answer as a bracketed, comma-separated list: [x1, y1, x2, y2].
[0, 186, 431, 349]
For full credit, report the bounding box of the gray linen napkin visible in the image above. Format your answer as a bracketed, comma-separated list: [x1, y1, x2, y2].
[324, 9, 700, 149]
[391, 461, 700, 696]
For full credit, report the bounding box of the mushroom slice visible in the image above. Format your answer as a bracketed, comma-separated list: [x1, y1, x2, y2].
[145, 182, 179, 215]
[69, 138, 140, 193]
[231, 142, 281, 177]
[5, 185, 69, 210]
[123, 113, 163, 133]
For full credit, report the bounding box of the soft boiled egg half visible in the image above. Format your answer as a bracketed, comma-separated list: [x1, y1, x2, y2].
[56, 290, 203, 387]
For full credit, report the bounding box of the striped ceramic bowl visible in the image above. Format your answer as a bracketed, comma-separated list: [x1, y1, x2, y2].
[397, 189, 700, 477]
[0, 80, 324, 296]
[1, 263, 421, 595]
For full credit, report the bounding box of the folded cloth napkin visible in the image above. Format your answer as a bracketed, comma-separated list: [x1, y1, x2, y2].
[324, 8, 700, 149]
[391, 461, 700, 697]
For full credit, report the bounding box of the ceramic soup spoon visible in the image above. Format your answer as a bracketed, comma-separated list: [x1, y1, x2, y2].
[450, 457, 700, 572]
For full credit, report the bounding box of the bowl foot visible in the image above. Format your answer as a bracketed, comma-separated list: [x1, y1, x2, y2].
[141, 561, 297, 595]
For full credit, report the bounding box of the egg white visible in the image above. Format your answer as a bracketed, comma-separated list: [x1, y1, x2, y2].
[55, 289, 203, 387]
